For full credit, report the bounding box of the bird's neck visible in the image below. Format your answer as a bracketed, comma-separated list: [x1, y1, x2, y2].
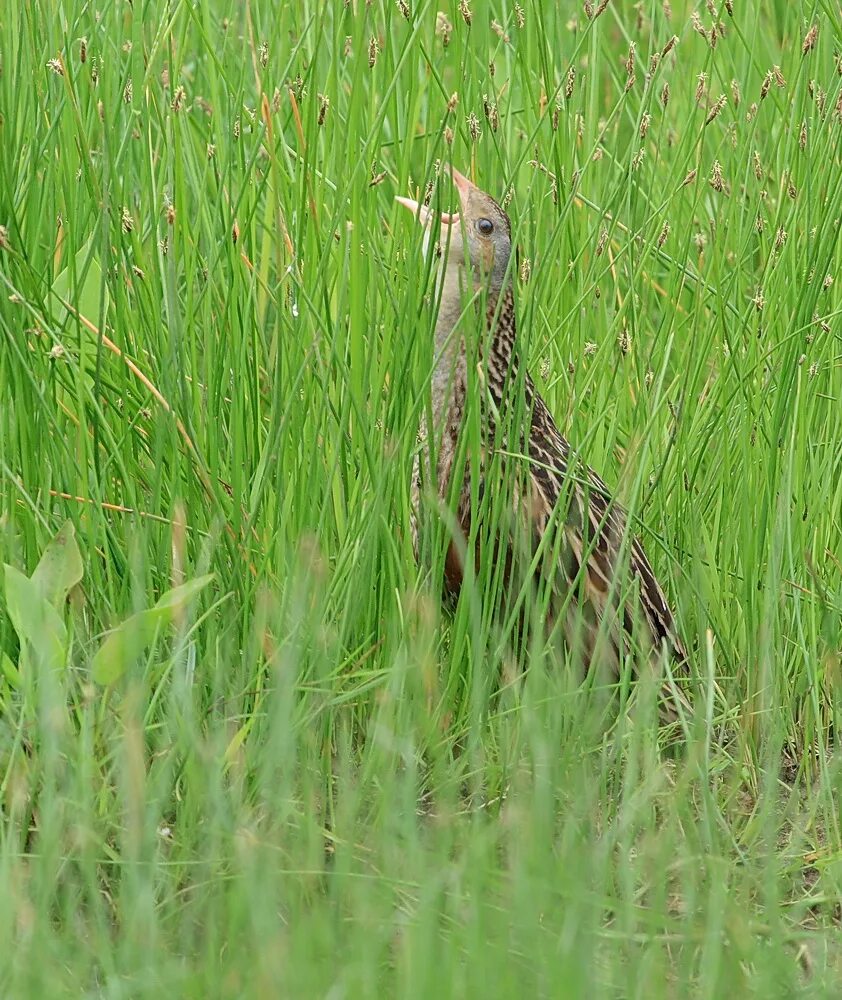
[429, 278, 518, 433]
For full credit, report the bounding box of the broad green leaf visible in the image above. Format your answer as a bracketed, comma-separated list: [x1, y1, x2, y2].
[31, 520, 84, 610]
[151, 575, 215, 614]
[92, 574, 214, 685]
[3, 564, 67, 672]
[52, 236, 110, 327]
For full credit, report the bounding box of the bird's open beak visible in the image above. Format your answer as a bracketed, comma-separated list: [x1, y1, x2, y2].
[394, 196, 459, 227]
[395, 165, 476, 228]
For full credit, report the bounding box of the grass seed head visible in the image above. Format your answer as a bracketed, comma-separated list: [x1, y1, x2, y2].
[760, 71, 772, 100]
[705, 95, 726, 124]
[657, 220, 670, 247]
[458, 0, 472, 25]
[691, 12, 707, 40]
[802, 23, 818, 54]
[0, 225, 9, 251]
[695, 73, 707, 104]
[730, 79, 741, 106]
[396, 0, 411, 18]
[482, 95, 499, 131]
[618, 327, 631, 355]
[317, 94, 330, 125]
[491, 20, 509, 42]
[640, 112, 651, 137]
[369, 35, 379, 65]
[596, 228, 608, 255]
[466, 111, 481, 141]
[565, 66, 576, 99]
[661, 82, 670, 108]
[121, 207, 134, 233]
[661, 35, 677, 59]
[515, 4, 525, 28]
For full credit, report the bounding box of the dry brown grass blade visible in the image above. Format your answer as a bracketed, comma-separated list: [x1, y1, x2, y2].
[286, 89, 319, 224]
[46, 489, 196, 528]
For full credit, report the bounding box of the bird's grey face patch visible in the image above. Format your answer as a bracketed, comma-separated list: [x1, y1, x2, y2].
[400, 172, 513, 292]
[459, 192, 512, 290]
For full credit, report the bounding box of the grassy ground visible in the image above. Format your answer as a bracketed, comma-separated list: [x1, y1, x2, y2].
[1, 0, 841, 994]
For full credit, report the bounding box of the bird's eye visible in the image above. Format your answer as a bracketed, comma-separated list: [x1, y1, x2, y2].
[477, 218, 494, 236]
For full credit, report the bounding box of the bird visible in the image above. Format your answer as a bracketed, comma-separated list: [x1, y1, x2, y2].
[395, 164, 689, 719]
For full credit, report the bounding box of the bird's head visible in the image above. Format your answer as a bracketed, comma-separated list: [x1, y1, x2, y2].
[396, 165, 513, 292]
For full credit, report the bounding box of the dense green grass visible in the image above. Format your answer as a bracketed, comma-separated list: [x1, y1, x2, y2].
[1, 0, 841, 994]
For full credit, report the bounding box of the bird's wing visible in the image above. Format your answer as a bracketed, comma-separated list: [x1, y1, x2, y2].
[524, 387, 687, 673]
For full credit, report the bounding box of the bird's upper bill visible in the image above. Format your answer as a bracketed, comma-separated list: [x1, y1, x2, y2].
[395, 165, 476, 227]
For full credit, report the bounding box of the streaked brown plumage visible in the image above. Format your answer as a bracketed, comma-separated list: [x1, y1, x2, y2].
[397, 166, 688, 717]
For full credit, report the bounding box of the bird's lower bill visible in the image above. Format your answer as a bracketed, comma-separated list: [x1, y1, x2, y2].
[395, 196, 459, 228]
